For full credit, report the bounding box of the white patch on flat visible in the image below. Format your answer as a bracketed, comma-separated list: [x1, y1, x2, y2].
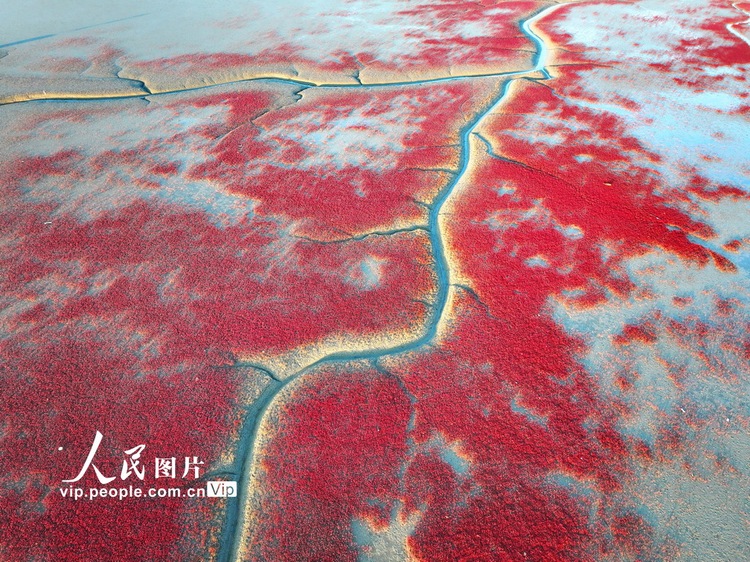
[352, 503, 420, 562]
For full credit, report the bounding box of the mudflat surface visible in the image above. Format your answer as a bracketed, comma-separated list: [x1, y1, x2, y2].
[1, 1, 749, 560]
